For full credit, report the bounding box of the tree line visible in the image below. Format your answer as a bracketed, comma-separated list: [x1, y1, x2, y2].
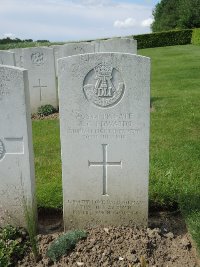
[152, 0, 200, 32]
[0, 38, 49, 44]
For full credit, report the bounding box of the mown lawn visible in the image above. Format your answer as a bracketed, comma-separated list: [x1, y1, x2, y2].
[32, 44, 200, 250]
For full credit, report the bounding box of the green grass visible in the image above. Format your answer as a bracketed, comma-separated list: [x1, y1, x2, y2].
[139, 44, 200, 250]
[32, 120, 62, 209]
[32, 44, 200, 251]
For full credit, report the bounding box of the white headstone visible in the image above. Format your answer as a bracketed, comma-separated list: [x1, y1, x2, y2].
[61, 42, 95, 58]
[9, 48, 24, 67]
[23, 47, 58, 113]
[94, 38, 137, 54]
[0, 65, 36, 228]
[50, 45, 63, 76]
[0, 50, 16, 66]
[58, 52, 150, 230]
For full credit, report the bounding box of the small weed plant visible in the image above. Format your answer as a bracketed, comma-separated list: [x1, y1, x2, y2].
[37, 104, 56, 117]
[0, 225, 30, 267]
[46, 230, 87, 262]
[24, 202, 38, 260]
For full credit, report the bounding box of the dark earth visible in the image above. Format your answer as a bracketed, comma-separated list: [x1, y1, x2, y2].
[18, 211, 200, 267]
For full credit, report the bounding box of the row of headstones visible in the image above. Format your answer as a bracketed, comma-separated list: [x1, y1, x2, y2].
[0, 38, 137, 113]
[0, 40, 150, 231]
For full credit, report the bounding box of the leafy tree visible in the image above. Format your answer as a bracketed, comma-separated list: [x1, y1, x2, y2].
[178, 0, 200, 29]
[151, 0, 200, 32]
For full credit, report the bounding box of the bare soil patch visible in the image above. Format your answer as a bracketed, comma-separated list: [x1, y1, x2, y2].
[18, 211, 199, 267]
[31, 112, 59, 120]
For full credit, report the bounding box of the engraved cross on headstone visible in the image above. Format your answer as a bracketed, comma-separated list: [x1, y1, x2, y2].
[0, 137, 24, 161]
[88, 144, 122, 196]
[33, 79, 47, 102]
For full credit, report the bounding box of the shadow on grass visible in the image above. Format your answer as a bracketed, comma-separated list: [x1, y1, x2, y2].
[150, 96, 165, 108]
[38, 208, 63, 234]
[179, 192, 200, 253]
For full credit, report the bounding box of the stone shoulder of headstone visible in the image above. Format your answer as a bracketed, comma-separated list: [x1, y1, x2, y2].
[61, 42, 95, 57]
[50, 45, 64, 76]
[22, 46, 55, 73]
[58, 52, 150, 230]
[0, 50, 16, 66]
[0, 64, 36, 228]
[93, 38, 137, 54]
[9, 48, 24, 67]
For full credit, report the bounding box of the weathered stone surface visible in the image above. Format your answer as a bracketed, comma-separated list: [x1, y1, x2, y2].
[0, 50, 16, 66]
[23, 47, 58, 113]
[0, 65, 36, 228]
[93, 38, 137, 54]
[61, 42, 95, 57]
[50, 45, 63, 76]
[9, 48, 24, 67]
[58, 52, 150, 230]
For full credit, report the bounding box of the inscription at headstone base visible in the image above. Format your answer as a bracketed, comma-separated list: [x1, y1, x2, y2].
[23, 47, 58, 113]
[0, 65, 36, 228]
[58, 52, 150, 230]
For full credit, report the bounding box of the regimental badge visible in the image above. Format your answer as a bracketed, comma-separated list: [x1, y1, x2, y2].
[83, 63, 125, 108]
[0, 139, 5, 160]
[31, 52, 45, 66]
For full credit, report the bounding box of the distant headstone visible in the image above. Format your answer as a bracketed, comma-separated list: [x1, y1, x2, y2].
[58, 52, 150, 230]
[0, 65, 36, 228]
[0, 50, 16, 66]
[94, 38, 137, 54]
[23, 47, 58, 113]
[61, 42, 95, 57]
[9, 48, 24, 67]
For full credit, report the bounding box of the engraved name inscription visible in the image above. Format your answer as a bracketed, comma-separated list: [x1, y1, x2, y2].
[67, 111, 141, 139]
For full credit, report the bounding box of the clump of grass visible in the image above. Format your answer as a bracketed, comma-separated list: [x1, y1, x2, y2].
[0, 225, 30, 267]
[37, 104, 57, 117]
[46, 230, 87, 262]
[24, 204, 38, 260]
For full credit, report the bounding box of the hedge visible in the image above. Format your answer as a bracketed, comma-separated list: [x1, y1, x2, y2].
[191, 28, 200, 45]
[130, 29, 193, 49]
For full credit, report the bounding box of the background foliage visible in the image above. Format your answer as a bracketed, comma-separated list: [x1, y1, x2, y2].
[133, 29, 192, 49]
[192, 28, 200, 45]
[152, 0, 200, 32]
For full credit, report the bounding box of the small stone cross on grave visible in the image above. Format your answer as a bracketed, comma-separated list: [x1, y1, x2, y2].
[33, 79, 47, 102]
[88, 144, 122, 196]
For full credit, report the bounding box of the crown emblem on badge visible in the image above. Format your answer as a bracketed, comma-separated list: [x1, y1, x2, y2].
[95, 63, 112, 77]
[94, 63, 114, 98]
